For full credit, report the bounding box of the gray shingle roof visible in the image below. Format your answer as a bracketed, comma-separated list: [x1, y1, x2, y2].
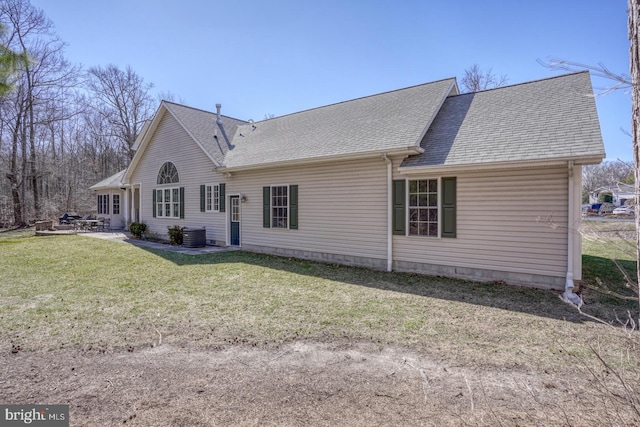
[222, 78, 457, 169]
[89, 169, 126, 190]
[401, 72, 605, 169]
[163, 101, 247, 165]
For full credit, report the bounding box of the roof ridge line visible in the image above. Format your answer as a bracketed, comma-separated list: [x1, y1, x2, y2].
[246, 77, 458, 125]
[447, 71, 590, 98]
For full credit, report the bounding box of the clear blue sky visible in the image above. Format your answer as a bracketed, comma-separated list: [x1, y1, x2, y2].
[30, 0, 632, 161]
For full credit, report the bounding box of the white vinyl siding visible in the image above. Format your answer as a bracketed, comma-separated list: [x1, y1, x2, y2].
[129, 111, 228, 243]
[231, 158, 387, 261]
[394, 166, 569, 280]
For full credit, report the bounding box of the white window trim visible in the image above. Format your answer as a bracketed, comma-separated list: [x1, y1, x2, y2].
[270, 184, 290, 229]
[156, 186, 181, 219]
[97, 194, 109, 215]
[406, 177, 442, 238]
[112, 194, 120, 215]
[205, 184, 220, 213]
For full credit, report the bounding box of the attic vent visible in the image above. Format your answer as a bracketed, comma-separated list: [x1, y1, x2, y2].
[216, 103, 222, 125]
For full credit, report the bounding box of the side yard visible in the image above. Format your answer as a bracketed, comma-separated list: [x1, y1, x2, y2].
[0, 226, 638, 426]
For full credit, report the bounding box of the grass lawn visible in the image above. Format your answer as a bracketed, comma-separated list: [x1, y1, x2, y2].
[0, 226, 637, 372]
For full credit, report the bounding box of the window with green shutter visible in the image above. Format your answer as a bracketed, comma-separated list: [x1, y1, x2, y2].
[203, 184, 221, 212]
[154, 186, 182, 218]
[402, 177, 456, 238]
[263, 185, 298, 229]
[408, 179, 438, 237]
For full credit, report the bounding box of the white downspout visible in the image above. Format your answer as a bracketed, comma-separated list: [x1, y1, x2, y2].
[383, 154, 393, 272]
[563, 160, 581, 305]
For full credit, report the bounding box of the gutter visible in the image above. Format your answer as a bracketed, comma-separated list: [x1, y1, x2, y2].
[397, 155, 605, 175]
[563, 160, 582, 305]
[383, 153, 393, 272]
[218, 146, 423, 174]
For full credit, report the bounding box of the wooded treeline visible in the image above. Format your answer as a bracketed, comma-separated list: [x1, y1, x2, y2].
[0, 0, 155, 226]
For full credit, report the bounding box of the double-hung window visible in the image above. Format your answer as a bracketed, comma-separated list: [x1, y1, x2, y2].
[206, 184, 219, 212]
[271, 185, 288, 228]
[112, 194, 120, 215]
[263, 185, 298, 229]
[408, 179, 439, 236]
[200, 183, 225, 213]
[97, 194, 109, 215]
[155, 187, 181, 218]
[392, 177, 456, 238]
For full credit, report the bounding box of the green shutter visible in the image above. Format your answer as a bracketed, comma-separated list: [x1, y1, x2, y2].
[179, 187, 185, 219]
[289, 185, 298, 229]
[441, 177, 456, 238]
[392, 180, 406, 235]
[263, 186, 271, 228]
[152, 190, 156, 218]
[219, 183, 226, 212]
[200, 185, 205, 212]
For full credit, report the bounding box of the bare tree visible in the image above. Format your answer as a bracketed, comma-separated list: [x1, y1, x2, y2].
[461, 64, 509, 93]
[0, 0, 80, 224]
[539, 57, 631, 96]
[583, 160, 635, 195]
[86, 64, 154, 160]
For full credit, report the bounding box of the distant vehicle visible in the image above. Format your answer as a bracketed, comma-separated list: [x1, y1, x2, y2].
[598, 203, 615, 214]
[612, 205, 635, 217]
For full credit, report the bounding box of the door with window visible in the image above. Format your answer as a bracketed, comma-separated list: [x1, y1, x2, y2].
[230, 196, 240, 246]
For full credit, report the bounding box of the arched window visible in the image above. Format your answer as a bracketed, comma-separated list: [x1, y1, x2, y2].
[154, 162, 183, 219]
[157, 162, 179, 184]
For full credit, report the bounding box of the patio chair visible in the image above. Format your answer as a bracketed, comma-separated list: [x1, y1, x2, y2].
[102, 218, 111, 231]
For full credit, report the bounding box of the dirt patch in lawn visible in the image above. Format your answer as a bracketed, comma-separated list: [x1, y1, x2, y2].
[1, 341, 611, 426]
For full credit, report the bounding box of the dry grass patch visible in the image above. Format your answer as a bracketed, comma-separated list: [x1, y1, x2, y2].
[2, 227, 640, 425]
[0, 228, 629, 371]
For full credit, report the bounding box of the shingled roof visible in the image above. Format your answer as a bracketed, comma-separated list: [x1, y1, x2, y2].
[163, 102, 247, 166]
[222, 78, 457, 169]
[121, 72, 604, 183]
[89, 169, 126, 190]
[400, 71, 605, 170]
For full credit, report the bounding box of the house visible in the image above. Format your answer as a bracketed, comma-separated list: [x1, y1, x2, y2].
[92, 72, 605, 301]
[589, 183, 635, 206]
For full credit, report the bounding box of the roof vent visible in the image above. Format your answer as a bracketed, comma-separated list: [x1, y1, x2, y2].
[215, 103, 222, 125]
